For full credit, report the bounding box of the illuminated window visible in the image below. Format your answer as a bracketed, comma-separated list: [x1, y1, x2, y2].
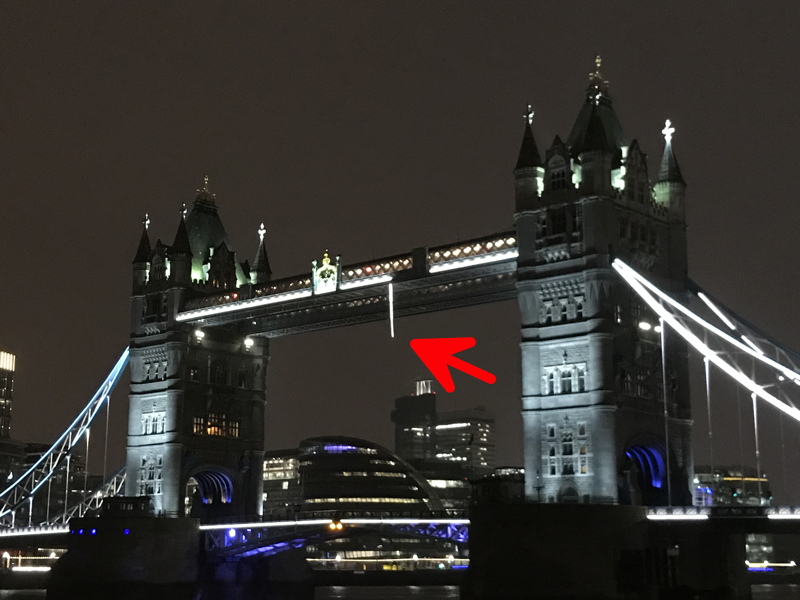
[189, 366, 199, 382]
[577, 368, 586, 392]
[547, 372, 555, 395]
[578, 422, 586, 437]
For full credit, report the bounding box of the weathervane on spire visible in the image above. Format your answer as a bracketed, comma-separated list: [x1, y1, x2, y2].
[662, 119, 675, 144]
[588, 54, 609, 96]
[525, 104, 534, 125]
[203, 175, 210, 193]
[143, 213, 150, 231]
[181, 203, 187, 220]
[258, 222, 266, 242]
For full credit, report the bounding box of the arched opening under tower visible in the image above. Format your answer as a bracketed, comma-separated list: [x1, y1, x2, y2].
[623, 443, 668, 506]
[184, 469, 235, 519]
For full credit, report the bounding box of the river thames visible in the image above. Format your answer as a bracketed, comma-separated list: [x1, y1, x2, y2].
[2, 585, 800, 599]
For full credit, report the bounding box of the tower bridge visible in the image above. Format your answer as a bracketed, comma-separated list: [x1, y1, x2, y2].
[2, 62, 800, 586]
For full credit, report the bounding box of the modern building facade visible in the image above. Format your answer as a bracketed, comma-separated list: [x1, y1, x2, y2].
[391, 381, 495, 476]
[0, 350, 15, 439]
[514, 59, 693, 505]
[435, 407, 495, 474]
[127, 180, 268, 519]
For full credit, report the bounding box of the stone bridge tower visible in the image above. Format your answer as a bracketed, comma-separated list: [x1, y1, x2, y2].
[126, 178, 269, 519]
[514, 59, 693, 505]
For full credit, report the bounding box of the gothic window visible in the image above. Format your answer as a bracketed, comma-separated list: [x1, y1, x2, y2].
[562, 460, 575, 475]
[547, 372, 555, 395]
[189, 365, 199, 382]
[580, 444, 587, 455]
[561, 432, 574, 456]
[560, 370, 572, 394]
[560, 303, 568, 321]
[547, 424, 556, 439]
[578, 422, 587, 437]
[580, 457, 588, 475]
[160, 362, 167, 380]
[549, 446, 556, 457]
[549, 459, 557, 476]
[548, 156, 568, 191]
[237, 369, 247, 387]
[577, 368, 586, 392]
[576, 301, 584, 319]
[211, 361, 227, 385]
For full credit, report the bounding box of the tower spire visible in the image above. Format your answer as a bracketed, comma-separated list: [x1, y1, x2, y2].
[657, 119, 685, 184]
[515, 104, 543, 170]
[133, 215, 151, 264]
[251, 222, 272, 285]
[196, 175, 216, 204]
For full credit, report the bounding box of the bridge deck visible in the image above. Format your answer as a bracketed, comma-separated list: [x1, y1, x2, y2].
[176, 232, 518, 336]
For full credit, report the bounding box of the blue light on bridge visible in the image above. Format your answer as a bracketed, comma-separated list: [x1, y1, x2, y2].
[78, 529, 84, 535]
[123, 529, 130, 535]
[90, 529, 96, 536]
[228, 528, 236, 539]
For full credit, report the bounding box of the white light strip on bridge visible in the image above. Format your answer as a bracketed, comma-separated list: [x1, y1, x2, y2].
[613, 260, 800, 424]
[0, 527, 68, 537]
[646, 514, 709, 521]
[697, 292, 737, 331]
[199, 519, 333, 531]
[428, 249, 518, 274]
[767, 514, 800, 520]
[741, 335, 765, 356]
[176, 289, 313, 322]
[388, 282, 395, 338]
[339, 274, 393, 291]
[615, 260, 800, 385]
[340, 518, 469, 525]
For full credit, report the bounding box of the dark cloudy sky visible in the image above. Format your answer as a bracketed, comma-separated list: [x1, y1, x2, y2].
[1, 3, 799, 501]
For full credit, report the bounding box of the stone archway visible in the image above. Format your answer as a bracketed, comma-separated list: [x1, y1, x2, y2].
[623, 442, 668, 506]
[184, 468, 235, 519]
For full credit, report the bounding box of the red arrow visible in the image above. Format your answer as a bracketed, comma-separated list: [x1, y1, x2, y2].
[409, 337, 496, 393]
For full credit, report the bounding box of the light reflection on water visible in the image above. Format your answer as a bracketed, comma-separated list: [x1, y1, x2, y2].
[0, 588, 461, 600]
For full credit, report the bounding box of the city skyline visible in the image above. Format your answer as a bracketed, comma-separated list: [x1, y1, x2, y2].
[0, 4, 799, 502]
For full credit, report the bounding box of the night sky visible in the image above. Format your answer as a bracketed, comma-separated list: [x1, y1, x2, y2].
[1, 4, 799, 501]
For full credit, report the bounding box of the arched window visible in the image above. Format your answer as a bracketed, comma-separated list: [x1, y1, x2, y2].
[549, 446, 556, 457]
[560, 370, 572, 394]
[561, 432, 573, 456]
[547, 372, 556, 395]
[211, 361, 227, 386]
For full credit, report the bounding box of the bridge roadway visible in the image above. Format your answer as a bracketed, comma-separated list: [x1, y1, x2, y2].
[3, 507, 800, 554]
[175, 231, 518, 336]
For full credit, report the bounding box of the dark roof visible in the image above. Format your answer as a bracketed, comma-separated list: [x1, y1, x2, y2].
[252, 237, 272, 276]
[169, 216, 192, 256]
[514, 122, 543, 170]
[567, 93, 625, 156]
[657, 141, 685, 185]
[132, 226, 151, 264]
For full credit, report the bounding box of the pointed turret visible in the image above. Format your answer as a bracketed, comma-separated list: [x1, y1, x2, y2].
[514, 105, 545, 211]
[654, 119, 687, 219]
[168, 207, 193, 285]
[132, 214, 151, 292]
[567, 57, 624, 196]
[251, 223, 272, 285]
